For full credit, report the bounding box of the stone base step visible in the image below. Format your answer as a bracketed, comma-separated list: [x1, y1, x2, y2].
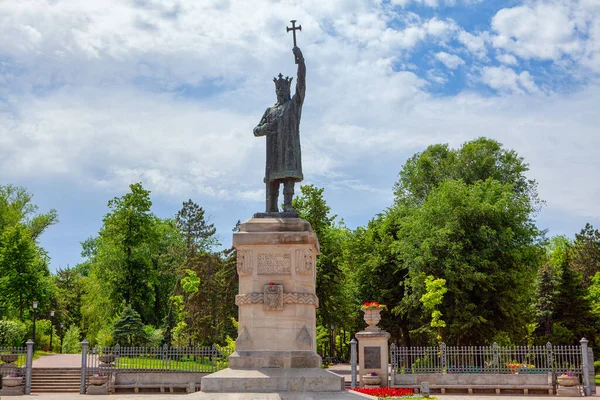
[201, 368, 345, 393]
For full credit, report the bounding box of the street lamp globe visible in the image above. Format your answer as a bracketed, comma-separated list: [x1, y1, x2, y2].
[33, 301, 38, 310]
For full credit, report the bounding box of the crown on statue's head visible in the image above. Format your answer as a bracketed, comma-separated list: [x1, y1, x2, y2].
[273, 73, 293, 92]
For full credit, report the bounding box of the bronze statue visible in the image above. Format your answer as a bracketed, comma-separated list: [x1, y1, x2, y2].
[253, 21, 305, 214]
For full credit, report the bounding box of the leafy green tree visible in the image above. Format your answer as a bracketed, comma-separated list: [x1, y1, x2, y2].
[54, 266, 85, 331]
[587, 272, 600, 318]
[419, 276, 448, 343]
[112, 304, 148, 346]
[61, 325, 82, 354]
[571, 223, 600, 286]
[293, 185, 352, 358]
[351, 138, 544, 345]
[551, 254, 597, 344]
[0, 185, 57, 321]
[400, 179, 541, 344]
[0, 225, 54, 320]
[98, 183, 156, 317]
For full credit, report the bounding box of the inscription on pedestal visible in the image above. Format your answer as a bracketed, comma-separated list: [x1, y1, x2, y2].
[364, 346, 381, 369]
[257, 252, 291, 275]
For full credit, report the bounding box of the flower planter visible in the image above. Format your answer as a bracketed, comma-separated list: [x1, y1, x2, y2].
[0, 354, 18, 364]
[2, 376, 23, 387]
[88, 375, 108, 386]
[362, 308, 382, 329]
[98, 355, 115, 364]
[557, 375, 579, 387]
[362, 375, 382, 386]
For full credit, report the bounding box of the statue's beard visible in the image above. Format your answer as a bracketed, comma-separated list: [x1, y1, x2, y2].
[276, 93, 290, 104]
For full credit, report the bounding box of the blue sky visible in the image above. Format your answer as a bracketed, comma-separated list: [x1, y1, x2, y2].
[1, 0, 599, 270]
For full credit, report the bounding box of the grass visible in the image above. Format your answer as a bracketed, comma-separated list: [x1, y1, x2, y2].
[113, 356, 229, 372]
[595, 374, 599, 386]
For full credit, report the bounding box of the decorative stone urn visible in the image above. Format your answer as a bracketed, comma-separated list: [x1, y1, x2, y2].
[557, 375, 579, 387]
[89, 375, 109, 386]
[0, 354, 18, 363]
[363, 308, 383, 330]
[2, 376, 23, 387]
[362, 374, 382, 386]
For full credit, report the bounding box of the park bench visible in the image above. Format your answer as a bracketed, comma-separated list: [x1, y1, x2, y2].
[392, 372, 554, 395]
[108, 371, 206, 393]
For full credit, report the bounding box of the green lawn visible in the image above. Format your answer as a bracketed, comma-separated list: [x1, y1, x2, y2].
[595, 374, 599, 385]
[110, 356, 229, 372]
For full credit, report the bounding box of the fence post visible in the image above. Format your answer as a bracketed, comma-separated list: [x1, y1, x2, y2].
[211, 344, 217, 372]
[80, 340, 88, 394]
[350, 338, 357, 389]
[546, 342, 553, 372]
[24, 339, 33, 394]
[440, 342, 446, 373]
[588, 347, 596, 395]
[581, 338, 591, 396]
[389, 343, 396, 389]
[493, 342, 499, 373]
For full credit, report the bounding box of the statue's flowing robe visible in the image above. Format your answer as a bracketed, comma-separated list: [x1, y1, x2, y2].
[256, 60, 306, 183]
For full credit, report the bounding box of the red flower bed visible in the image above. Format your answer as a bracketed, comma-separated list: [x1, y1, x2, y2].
[351, 387, 413, 397]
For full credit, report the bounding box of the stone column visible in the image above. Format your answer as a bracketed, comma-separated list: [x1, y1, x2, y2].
[356, 329, 390, 388]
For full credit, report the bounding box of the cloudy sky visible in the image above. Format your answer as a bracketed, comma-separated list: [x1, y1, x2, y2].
[1, 0, 599, 271]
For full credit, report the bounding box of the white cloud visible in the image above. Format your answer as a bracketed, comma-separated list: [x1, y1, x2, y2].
[490, 0, 599, 68]
[496, 53, 519, 65]
[435, 51, 465, 68]
[457, 30, 488, 59]
[481, 66, 540, 94]
[1, 0, 600, 270]
[391, 0, 482, 8]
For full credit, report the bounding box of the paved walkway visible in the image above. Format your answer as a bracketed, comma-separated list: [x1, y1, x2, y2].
[16, 393, 595, 399]
[31, 353, 82, 368]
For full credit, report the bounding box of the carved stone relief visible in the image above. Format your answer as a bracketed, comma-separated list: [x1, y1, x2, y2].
[295, 248, 313, 275]
[283, 292, 319, 307]
[257, 252, 291, 275]
[295, 325, 312, 350]
[235, 291, 319, 308]
[264, 284, 284, 311]
[237, 249, 253, 276]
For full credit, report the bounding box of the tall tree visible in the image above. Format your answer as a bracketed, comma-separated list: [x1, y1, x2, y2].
[571, 223, 600, 286]
[176, 200, 218, 257]
[353, 138, 544, 345]
[0, 185, 57, 321]
[292, 185, 351, 343]
[83, 183, 161, 333]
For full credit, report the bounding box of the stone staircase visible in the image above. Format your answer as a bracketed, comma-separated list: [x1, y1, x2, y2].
[31, 368, 81, 393]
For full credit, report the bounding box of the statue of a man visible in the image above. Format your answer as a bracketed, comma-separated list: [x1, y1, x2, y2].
[254, 46, 305, 213]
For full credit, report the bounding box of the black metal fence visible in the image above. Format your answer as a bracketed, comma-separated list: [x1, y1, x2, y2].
[86, 344, 235, 374]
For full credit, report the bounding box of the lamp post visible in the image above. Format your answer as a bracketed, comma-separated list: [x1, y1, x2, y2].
[50, 310, 55, 352]
[60, 323, 64, 354]
[32, 301, 38, 344]
[330, 324, 335, 363]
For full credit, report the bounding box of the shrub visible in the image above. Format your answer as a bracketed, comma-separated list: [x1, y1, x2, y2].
[95, 325, 113, 347]
[143, 325, 163, 347]
[0, 320, 27, 347]
[62, 326, 81, 354]
[112, 305, 147, 346]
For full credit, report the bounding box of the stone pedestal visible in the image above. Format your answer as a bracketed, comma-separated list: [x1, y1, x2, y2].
[355, 328, 390, 388]
[201, 218, 344, 392]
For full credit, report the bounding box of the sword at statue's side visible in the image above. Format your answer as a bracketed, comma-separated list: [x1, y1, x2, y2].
[286, 20, 302, 64]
